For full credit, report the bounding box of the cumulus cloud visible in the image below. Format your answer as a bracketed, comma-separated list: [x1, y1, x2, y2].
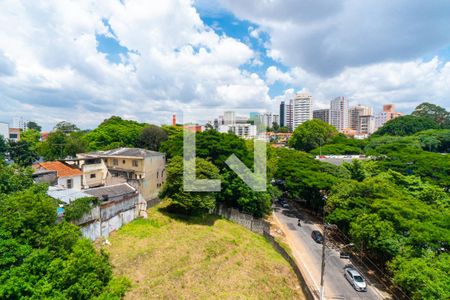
[0, 0, 273, 129]
[221, 0, 450, 77]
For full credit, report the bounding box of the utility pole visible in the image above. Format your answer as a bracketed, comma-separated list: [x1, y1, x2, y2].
[319, 226, 326, 300]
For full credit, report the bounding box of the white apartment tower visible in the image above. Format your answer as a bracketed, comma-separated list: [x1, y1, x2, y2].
[223, 111, 235, 125]
[291, 93, 313, 130]
[330, 96, 349, 132]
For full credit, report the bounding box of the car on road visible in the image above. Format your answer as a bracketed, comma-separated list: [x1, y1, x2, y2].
[311, 230, 323, 243]
[339, 251, 351, 259]
[344, 267, 367, 292]
[281, 202, 290, 209]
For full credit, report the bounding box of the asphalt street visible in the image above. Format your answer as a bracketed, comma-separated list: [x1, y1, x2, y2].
[273, 203, 382, 300]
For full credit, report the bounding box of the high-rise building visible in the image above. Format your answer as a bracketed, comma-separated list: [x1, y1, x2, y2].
[313, 109, 330, 123]
[279, 101, 285, 127]
[285, 101, 293, 131]
[292, 93, 313, 130]
[359, 115, 376, 134]
[349, 105, 373, 131]
[330, 96, 349, 132]
[12, 116, 28, 131]
[223, 111, 235, 125]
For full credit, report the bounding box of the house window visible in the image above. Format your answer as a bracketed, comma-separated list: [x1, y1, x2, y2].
[67, 179, 73, 189]
[113, 159, 118, 166]
[122, 160, 126, 164]
[157, 171, 159, 179]
[90, 174, 96, 179]
[132, 160, 139, 167]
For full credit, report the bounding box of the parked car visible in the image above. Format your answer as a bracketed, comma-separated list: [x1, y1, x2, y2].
[281, 202, 290, 209]
[340, 251, 351, 259]
[311, 230, 323, 243]
[344, 267, 367, 292]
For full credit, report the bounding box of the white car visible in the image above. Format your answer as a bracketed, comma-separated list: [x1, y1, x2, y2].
[344, 267, 367, 292]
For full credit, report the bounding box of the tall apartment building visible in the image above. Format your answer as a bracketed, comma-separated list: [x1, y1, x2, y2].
[12, 117, 28, 131]
[349, 105, 373, 131]
[330, 96, 349, 132]
[223, 111, 235, 125]
[359, 115, 376, 134]
[313, 109, 330, 123]
[279, 101, 285, 127]
[291, 93, 313, 130]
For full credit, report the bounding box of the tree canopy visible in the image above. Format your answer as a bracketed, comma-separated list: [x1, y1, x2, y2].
[137, 125, 168, 151]
[412, 102, 450, 127]
[289, 119, 339, 152]
[374, 115, 439, 136]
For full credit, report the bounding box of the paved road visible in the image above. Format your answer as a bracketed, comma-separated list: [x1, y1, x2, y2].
[273, 203, 382, 300]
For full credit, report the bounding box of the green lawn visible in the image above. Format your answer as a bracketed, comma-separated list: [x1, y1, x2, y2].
[103, 203, 305, 299]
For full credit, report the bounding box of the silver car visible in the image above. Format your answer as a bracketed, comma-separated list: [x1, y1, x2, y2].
[344, 267, 367, 292]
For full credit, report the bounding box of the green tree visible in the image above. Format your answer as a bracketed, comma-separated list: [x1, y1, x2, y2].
[20, 129, 41, 150]
[343, 159, 367, 182]
[289, 119, 338, 152]
[83, 116, 146, 150]
[160, 156, 221, 214]
[54, 121, 79, 133]
[0, 162, 34, 194]
[412, 102, 450, 127]
[0, 136, 8, 158]
[374, 115, 439, 136]
[8, 140, 38, 166]
[26, 121, 42, 132]
[137, 125, 168, 151]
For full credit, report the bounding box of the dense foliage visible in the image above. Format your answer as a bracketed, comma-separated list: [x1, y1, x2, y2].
[82, 116, 147, 151]
[64, 197, 99, 222]
[0, 163, 128, 299]
[137, 124, 168, 151]
[289, 119, 338, 152]
[160, 156, 221, 214]
[374, 115, 439, 136]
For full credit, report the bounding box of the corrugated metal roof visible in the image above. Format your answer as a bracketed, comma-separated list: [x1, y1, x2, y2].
[84, 183, 136, 199]
[47, 186, 92, 204]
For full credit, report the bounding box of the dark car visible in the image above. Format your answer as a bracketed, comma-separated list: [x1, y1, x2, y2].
[311, 230, 324, 243]
[340, 251, 351, 259]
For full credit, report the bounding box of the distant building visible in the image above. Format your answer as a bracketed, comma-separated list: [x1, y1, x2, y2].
[374, 104, 404, 130]
[313, 109, 330, 124]
[258, 113, 279, 129]
[8, 128, 21, 141]
[358, 115, 376, 135]
[349, 105, 373, 131]
[292, 93, 313, 130]
[33, 161, 83, 190]
[285, 101, 293, 131]
[0, 122, 8, 140]
[12, 117, 27, 131]
[218, 124, 257, 138]
[223, 111, 236, 125]
[279, 101, 286, 127]
[330, 96, 349, 132]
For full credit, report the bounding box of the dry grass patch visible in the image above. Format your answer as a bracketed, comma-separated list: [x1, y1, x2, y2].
[103, 202, 305, 299]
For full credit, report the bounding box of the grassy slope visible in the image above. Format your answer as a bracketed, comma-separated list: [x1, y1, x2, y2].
[103, 203, 304, 299]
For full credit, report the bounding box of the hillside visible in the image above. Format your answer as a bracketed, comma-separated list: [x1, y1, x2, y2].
[102, 203, 304, 299]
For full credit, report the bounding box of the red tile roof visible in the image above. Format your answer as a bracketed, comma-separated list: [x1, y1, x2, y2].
[34, 161, 82, 178]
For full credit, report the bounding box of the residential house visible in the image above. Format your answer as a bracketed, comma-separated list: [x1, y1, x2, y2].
[33, 161, 82, 190]
[77, 148, 166, 201]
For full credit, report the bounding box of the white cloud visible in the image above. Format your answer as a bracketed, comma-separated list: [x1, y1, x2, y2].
[221, 0, 450, 77]
[272, 57, 450, 112]
[0, 0, 274, 129]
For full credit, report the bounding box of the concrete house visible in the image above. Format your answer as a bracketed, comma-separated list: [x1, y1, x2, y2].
[65, 156, 109, 189]
[77, 148, 166, 201]
[33, 161, 82, 190]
